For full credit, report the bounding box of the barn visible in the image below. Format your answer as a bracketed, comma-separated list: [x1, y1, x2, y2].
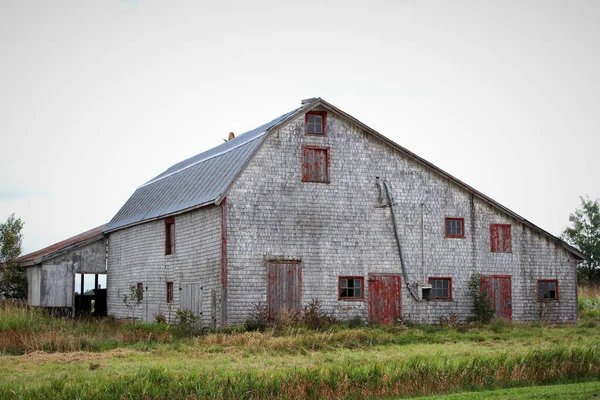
[102, 97, 583, 326]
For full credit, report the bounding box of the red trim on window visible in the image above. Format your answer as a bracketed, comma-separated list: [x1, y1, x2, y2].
[305, 110, 327, 135]
[444, 218, 465, 238]
[537, 279, 559, 301]
[338, 276, 365, 301]
[301, 145, 330, 183]
[428, 277, 452, 300]
[220, 197, 227, 289]
[166, 282, 173, 303]
[165, 218, 175, 255]
[490, 224, 511, 253]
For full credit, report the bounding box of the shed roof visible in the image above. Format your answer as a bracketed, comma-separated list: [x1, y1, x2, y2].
[15, 224, 106, 267]
[103, 98, 584, 260]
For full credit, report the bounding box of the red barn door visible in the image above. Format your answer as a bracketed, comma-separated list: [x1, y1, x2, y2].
[368, 274, 402, 325]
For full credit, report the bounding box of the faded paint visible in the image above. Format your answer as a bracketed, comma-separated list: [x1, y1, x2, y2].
[481, 275, 512, 320]
[368, 274, 402, 325]
[267, 261, 301, 322]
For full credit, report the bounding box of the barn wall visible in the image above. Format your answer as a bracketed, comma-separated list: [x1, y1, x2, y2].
[106, 206, 222, 326]
[26, 239, 105, 308]
[224, 107, 578, 325]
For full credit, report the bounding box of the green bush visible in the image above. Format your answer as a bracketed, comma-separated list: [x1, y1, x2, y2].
[467, 273, 495, 323]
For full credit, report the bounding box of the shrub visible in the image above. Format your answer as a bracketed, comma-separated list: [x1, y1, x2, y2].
[244, 302, 269, 332]
[467, 273, 495, 323]
[174, 309, 201, 337]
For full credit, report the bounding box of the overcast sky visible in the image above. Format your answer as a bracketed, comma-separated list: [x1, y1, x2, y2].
[1, 0, 599, 255]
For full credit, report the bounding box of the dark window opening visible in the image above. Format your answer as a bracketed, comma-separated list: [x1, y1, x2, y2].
[136, 282, 143, 302]
[428, 278, 452, 300]
[339, 277, 364, 300]
[302, 145, 330, 183]
[538, 280, 558, 300]
[445, 218, 465, 238]
[490, 224, 511, 253]
[306, 111, 326, 135]
[165, 218, 175, 255]
[166, 282, 173, 303]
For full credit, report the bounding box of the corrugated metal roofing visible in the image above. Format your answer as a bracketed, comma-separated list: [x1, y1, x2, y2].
[16, 224, 107, 266]
[104, 106, 303, 233]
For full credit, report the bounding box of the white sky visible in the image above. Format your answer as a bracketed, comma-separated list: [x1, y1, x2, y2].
[1, 0, 599, 255]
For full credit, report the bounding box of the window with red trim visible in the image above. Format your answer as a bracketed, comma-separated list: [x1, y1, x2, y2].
[302, 145, 330, 183]
[339, 277, 364, 300]
[444, 218, 465, 238]
[490, 224, 511, 253]
[428, 278, 452, 300]
[537, 280, 558, 300]
[166, 282, 174, 303]
[305, 111, 326, 135]
[165, 218, 175, 255]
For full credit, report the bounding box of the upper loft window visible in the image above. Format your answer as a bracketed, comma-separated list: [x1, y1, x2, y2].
[165, 218, 175, 255]
[339, 277, 364, 300]
[305, 111, 326, 135]
[538, 280, 558, 300]
[490, 224, 511, 253]
[302, 145, 330, 183]
[444, 218, 465, 238]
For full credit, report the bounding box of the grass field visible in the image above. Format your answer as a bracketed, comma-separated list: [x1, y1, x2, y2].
[1, 286, 600, 399]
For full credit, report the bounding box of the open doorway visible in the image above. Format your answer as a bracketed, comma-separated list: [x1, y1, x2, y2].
[74, 273, 107, 316]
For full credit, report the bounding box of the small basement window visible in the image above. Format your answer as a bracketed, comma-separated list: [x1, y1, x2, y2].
[339, 277, 364, 300]
[445, 218, 465, 238]
[165, 218, 175, 255]
[428, 278, 452, 300]
[490, 224, 511, 253]
[166, 282, 174, 303]
[305, 111, 326, 135]
[302, 145, 330, 183]
[538, 280, 558, 300]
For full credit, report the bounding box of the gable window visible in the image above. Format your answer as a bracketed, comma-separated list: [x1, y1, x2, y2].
[165, 218, 175, 255]
[305, 111, 326, 135]
[136, 282, 144, 302]
[428, 278, 452, 300]
[490, 224, 511, 253]
[339, 277, 364, 300]
[538, 280, 558, 300]
[444, 218, 465, 238]
[166, 282, 173, 303]
[302, 145, 330, 183]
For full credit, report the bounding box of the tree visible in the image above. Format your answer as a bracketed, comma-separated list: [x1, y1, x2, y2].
[0, 214, 27, 299]
[562, 196, 600, 283]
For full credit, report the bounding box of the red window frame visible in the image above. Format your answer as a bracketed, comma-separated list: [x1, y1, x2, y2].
[302, 145, 330, 183]
[444, 218, 465, 238]
[490, 224, 512, 253]
[338, 276, 364, 301]
[166, 282, 174, 303]
[428, 277, 452, 300]
[537, 279, 559, 301]
[165, 218, 175, 255]
[136, 282, 143, 302]
[305, 110, 327, 135]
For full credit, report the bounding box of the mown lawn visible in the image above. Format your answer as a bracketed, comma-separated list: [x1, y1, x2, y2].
[1, 292, 600, 399]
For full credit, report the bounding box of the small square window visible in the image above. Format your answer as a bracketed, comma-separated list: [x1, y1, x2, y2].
[305, 111, 326, 135]
[538, 280, 558, 300]
[165, 218, 175, 255]
[490, 224, 511, 253]
[166, 282, 174, 303]
[339, 277, 364, 300]
[428, 278, 452, 300]
[302, 145, 330, 183]
[136, 282, 144, 302]
[445, 218, 465, 238]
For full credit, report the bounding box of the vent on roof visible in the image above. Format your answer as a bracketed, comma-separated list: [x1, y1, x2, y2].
[301, 98, 317, 105]
[228, 132, 235, 140]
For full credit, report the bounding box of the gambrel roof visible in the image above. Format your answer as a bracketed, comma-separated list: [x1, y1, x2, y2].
[103, 98, 584, 260]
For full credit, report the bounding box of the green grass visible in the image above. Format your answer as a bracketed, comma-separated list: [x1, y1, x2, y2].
[2, 293, 600, 399]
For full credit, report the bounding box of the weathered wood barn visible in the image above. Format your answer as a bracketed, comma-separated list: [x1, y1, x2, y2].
[102, 98, 583, 326]
[16, 224, 107, 315]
